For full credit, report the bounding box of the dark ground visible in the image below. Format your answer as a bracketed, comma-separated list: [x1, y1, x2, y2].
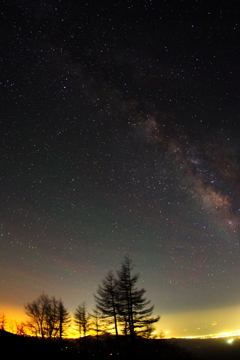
[1, 329, 240, 359]
[173, 337, 240, 360]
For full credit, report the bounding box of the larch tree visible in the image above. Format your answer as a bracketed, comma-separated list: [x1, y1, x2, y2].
[94, 270, 120, 339]
[57, 298, 71, 344]
[116, 256, 160, 340]
[89, 309, 108, 338]
[94, 257, 160, 357]
[74, 302, 90, 353]
[74, 302, 90, 338]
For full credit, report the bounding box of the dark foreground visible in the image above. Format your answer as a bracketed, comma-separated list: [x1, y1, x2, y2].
[174, 337, 240, 360]
[1, 330, 240, 359]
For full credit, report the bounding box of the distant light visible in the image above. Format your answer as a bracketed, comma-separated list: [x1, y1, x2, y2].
[227, 339, 234, 344]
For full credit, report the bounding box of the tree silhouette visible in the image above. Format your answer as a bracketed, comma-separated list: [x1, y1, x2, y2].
[57, 298, 71, 344]
[45, 296, 58, 338]
[117, 256, 160, 341]
[94, 270, 120, 337]
[0, 312, 7, 330]
[15, 321, 27, 336]
[89, 309, 103, 339]
[25, 293, 50, 338]
[94, 256, 160, 356]
[74, 302, 90, 353]
[25, 293, 71, 340]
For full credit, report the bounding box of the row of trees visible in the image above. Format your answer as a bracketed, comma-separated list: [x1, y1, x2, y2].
[24, 257, 160, 348]
[25, 295, 70, 342]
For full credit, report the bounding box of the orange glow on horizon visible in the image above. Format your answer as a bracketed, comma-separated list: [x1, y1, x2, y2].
[0, 304, 25, 323]
[2, 303, 240, 340]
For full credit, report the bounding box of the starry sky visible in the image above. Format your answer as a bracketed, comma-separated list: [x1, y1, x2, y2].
[1, 0, 240, 337]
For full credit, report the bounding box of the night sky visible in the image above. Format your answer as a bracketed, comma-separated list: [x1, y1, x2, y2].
[1, 0, 240, 337]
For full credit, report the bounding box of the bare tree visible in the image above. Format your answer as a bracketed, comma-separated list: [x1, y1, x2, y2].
[25, 293, 50, 338]
[0, 312, 7, 330]
[45, 296, 58, 338]
[25, 293, 71, 340]
[15, 321, 27, 336]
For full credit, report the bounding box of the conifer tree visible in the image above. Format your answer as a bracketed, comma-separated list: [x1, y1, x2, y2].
[94, 270, 119, 338]
[57, 298, 71, 343]
[74, 302, 90, 353]
[116, 256, 160, 339]
[94, 257, 160, 346]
